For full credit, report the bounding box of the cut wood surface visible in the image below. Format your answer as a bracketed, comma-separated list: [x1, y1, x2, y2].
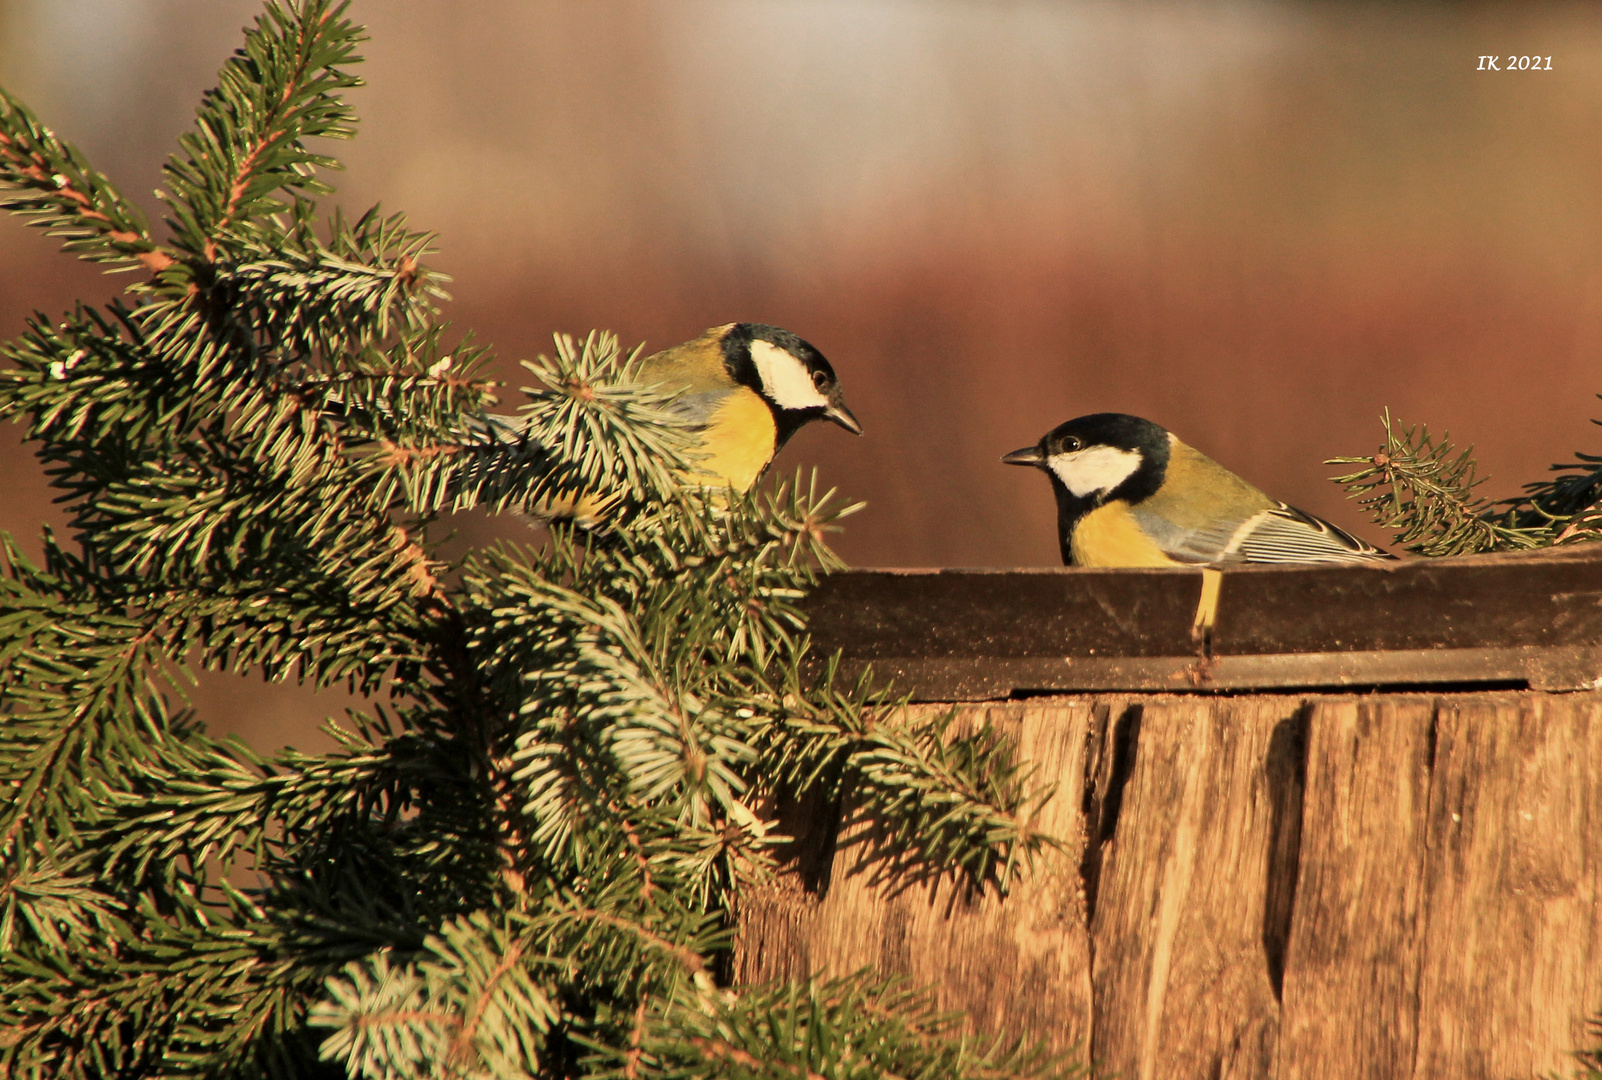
[735, 692, 1602, 1080]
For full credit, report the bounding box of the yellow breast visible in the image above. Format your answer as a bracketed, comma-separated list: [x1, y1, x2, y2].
[692, 388, 778, 492]
[1071, 502, 1183, 567]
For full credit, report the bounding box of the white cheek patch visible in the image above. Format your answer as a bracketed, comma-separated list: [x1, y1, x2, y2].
[750, 339, 829, 411]
[1046, 445, 1143, 498]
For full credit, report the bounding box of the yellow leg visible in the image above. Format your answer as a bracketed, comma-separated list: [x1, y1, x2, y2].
[1191, 567, 1223, 645]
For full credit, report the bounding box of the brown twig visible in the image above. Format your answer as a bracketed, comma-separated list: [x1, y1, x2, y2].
[569, 907, 707, 976]
[623, 998, 648, 1080]
[448, 939, 526, 1065]
[200, 9, 322, 262]
[689, 1036, 830, 1080]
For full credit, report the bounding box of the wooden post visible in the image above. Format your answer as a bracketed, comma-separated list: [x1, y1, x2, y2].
[737, 548, 1602, 1078]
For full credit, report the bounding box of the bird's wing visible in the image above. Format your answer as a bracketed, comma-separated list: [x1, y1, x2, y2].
[1155, 502, 1394, 565]
[465, 394, 721, 442]
[662, 389, 731, 430]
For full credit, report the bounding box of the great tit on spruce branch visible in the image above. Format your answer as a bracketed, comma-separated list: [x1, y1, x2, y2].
[1003, 413, 1395, 568]
[644, 321, 861, 489]
[478, 322, 861, 499]
[449, 322, 861, 524]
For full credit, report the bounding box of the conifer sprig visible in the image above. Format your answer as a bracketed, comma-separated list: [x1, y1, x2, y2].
[1498, 400, 1602, 545]
[615, 974, 1084, 1080]
[160, 0, 363, 264]
[225, 205, 450, 359]
[760, 678, 1058, 896]
[1328, 407, 1602, 556]
[1326, 409, 1545, 557]
[0, 90, 171, 273]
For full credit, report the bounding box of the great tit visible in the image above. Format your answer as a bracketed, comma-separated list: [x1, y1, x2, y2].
[636, 321, 861, 489]
[472, 322, 861, 520]
[1002, 413, 1394, 568]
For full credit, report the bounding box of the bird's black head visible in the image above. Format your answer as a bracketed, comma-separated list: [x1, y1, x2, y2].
[719, 323, 862, 443]
[1002, 413, 1170, 508]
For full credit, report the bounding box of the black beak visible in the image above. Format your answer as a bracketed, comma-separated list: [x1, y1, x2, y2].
[1001, 445, 1045, 467]
[823, 398, 863, 435]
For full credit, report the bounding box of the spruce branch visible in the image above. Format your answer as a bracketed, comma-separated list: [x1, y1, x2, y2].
[313, 917, 559, 1080]
[161, 0, 364, 263]
[614, 973, 1085, 1080]
[0, 863, 130, 953]
[0, 1, 1072, 1074]
[760, 671, 1060, 897]
[221, 204, 451, 363]
[411, 330, 698, 522]
[0, 89, 173, 273]
[1326, 409, 1545, 557]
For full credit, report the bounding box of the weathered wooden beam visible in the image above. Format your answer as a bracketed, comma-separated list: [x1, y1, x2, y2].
[801, 545, 1602, 698]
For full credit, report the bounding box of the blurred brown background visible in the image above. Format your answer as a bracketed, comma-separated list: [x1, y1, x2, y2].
[2, 1, 1601, 747]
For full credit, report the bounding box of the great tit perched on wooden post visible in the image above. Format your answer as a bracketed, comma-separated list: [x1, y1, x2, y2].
[1003, 413, 1394, 568]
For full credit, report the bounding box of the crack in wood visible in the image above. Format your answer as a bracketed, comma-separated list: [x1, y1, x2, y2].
[1079, 703, 1142, 924]
[1262, 704, 1311, 1001]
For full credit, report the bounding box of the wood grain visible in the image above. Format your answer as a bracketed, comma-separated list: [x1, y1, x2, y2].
[1273, 699, 1432, 1079]
[734, 692, 1602, 1078]
[1412, 695, 1602, 1079]
[1086, 698, 1295, 1080]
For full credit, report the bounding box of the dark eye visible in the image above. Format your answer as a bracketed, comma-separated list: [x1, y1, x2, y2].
[812, 370, 829, 391]
[1062, 436, 1082, 452]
